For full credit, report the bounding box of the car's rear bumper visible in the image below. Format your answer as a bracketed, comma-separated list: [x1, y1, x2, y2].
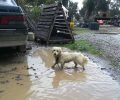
[0, 29, 28, 47]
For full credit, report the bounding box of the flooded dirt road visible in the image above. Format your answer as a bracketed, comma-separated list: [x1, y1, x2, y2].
[0, 47, 120, 100]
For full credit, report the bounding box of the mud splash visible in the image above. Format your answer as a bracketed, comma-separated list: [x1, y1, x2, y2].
[0, 47, 120, 100]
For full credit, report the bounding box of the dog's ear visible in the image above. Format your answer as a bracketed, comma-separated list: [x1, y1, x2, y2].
[52, 48, 54, 52]
[60, 48, 62, 52]
[59, 48, 62, 53]
[52, 47, 56, 52]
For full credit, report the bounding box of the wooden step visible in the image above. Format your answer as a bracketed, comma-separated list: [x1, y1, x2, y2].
[56, 11, 63, 15]
[55, 19, 65, 21]
[56, 15, 64, 18]
[41, 11, 55, 16]
[37, 25, 50, 28]
[43, 7, 57, 12]
[40, 15, 54, 19]
[38, 22, 52, 25]
[39, 19, 53, 22]
[37, 28, 50, 32]
[43, 3, 58, 9]
[55, 22, 66, 26]
[54, 25, 67, 28]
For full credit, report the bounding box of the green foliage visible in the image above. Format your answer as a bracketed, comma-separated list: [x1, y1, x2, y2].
[109, 0, 120, 16]
[62, 0, 68, 7]
[45, 0, 57, 4]
[17, 0, 57, 6]
[63, 40, 103, 56]
[80, 0, 95, 19]
[80, 0, 109, 19]
[110, 8, 120, 17]
[63, 27, 102, 56]
[30, 6, 41, 22]
[17, 0, 57, 22]
[74, 13, 80, 21]
[87, 0, 95, 18]
[96, 0, 109, 12]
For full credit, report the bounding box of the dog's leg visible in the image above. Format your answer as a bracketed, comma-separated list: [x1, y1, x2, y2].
[74, 62, 77, 68]
[60, 62, 65, 69]
[51, 56, 59, 69]
[51, 63, 57, 69]
[58, 63, 61, 68]
[51, 62, 58, 69]
[82, 65, 85, 71]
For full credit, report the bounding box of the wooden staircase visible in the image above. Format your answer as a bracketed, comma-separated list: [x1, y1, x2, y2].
[36, 3, 74, 44]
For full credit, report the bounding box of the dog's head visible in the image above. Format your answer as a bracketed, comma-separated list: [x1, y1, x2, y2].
[52, 47, 62, 57]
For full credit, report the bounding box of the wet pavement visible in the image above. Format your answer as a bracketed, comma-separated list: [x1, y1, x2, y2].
[0, 46, 120, 100]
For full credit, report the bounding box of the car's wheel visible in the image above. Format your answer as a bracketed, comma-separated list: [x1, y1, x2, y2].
[17, 45, 26, 53]
[119, 23, 120, 27]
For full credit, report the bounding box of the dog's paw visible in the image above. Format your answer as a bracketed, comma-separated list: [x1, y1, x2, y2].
[51, 66, 55, 69]
[83, 67, 85, 71]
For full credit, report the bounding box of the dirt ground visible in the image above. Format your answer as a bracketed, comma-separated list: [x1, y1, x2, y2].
[75, 25, 120, 82]
[0, 45, 120, 100]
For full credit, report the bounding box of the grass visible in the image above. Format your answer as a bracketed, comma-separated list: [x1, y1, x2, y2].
[61, 27, 102, 56]
[63, 40, 103, 56]
[73, 27, 91, 34]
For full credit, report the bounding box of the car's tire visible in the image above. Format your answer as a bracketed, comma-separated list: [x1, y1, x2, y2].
[17, 45, 26, 53]
[119, 23, 120, 27]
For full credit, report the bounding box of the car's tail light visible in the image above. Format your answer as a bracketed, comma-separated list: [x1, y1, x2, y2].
[0, 15, 25, 25]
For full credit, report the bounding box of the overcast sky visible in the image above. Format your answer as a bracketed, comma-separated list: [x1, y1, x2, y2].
[71, 0, 84, 9]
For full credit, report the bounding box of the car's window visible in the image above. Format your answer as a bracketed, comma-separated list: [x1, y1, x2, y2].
[0, 8, 8, 12]
[0, 6, 21, 13]
[0, 0, 21, 13]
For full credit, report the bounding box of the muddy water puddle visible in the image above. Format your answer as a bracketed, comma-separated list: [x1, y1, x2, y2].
[0, 47, 120, 100]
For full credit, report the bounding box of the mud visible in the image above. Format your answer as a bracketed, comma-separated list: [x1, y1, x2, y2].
[0, 47, 120, 100]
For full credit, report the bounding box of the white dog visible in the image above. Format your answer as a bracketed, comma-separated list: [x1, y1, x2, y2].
[51, 47, 88, 70]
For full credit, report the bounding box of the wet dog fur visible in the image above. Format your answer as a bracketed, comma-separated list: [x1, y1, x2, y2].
[51, 47, 88, 70]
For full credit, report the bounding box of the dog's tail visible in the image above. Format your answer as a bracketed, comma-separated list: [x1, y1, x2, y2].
[83, 56, 88, 65]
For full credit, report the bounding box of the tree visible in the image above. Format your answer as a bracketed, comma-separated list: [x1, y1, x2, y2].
[84, 0, 95, 19]
[62, 0, 69, 7]
[80, 0, 109, 20]
[68, 1, 78, 19]
[95, 0, 109, 12]
[75, 13, 80, 21]
[109, 0, 120, 16]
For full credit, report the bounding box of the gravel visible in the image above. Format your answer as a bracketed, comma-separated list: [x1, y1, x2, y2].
[74, 26, 120, 81]
[75, 26, 120, 62]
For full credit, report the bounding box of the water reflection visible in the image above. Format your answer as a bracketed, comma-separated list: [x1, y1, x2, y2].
[52, 70, 86, 88]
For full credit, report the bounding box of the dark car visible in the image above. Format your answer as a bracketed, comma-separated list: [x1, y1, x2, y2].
[112, 18, 120, 27]
[0, 0, 28, 51]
